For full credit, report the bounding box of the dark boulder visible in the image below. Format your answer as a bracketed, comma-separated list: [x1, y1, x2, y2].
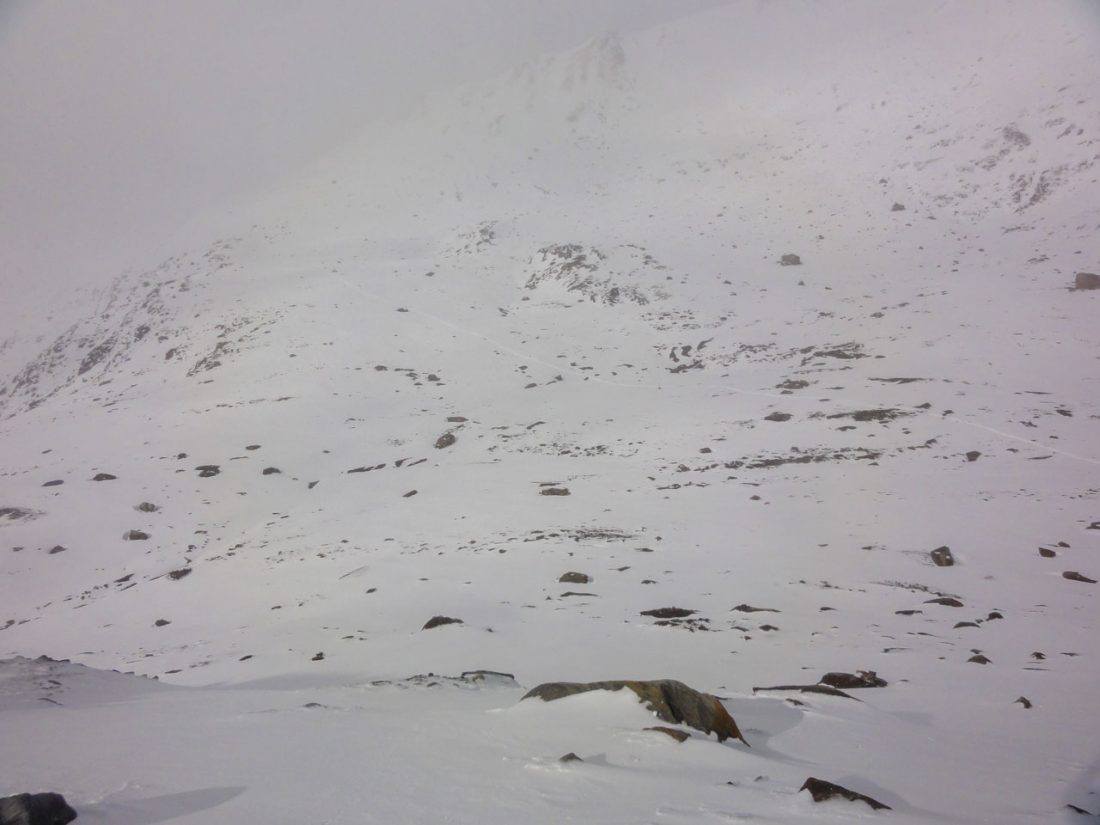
[930, 546, 955, 566]
[799, 777, 891, 810]
[1063, 571, 1096, 584]
[559, 572, 591, 584]
[422, 616, 463, 630]
[819, 670, 886, 689]
[0, 792, 78, 825]
[641, 607, 696, 619]
[434, 432, 456, 449]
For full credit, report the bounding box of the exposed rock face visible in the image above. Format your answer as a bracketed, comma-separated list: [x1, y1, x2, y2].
[1073, 272, 1100, 289]
[522, 679, 748, 744]
[930, 546, 955, 566]
[799, 777, 891, 810]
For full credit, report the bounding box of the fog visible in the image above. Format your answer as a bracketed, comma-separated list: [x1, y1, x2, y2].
[0, 0, 727, 317]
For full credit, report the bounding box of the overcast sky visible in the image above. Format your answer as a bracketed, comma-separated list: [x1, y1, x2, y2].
[0, 0, 729, 308]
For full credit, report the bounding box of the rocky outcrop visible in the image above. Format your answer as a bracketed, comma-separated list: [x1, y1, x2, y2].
[522, 679, 748, 744]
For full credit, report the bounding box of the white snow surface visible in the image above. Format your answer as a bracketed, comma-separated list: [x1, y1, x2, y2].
[2, 1, 1100, 822]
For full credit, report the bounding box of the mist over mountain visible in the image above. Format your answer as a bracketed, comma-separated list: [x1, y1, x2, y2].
[2, 2, 1099, 823]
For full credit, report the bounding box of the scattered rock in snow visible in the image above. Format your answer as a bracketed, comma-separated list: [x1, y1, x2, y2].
[262, 467, 281, 475]
[752, 684, 856, 700]
[154, 619, 170, 627]
[168, 568, 192, 580]
[641, 607, 696, 619]
[195, 465, 220, 478]
[559, 572, 591, 584]
[312, 652, 325, 661]
[965, 451, 981, 462]
[522, 679, 748, 744]
[1039, 546, 1057, 558]
[559, 752, 583, 763]
[819, 671, 887, 689]
[1063, 571, 1096, 584]
[764, 412, 792, 422]
[777, 378, 810, 390]
[968, 654, 992, 664]
[646, 726, 690, 742]
[135, 502, 158, 512]
[540, 487, 571, 496]
[124, 530, 150, 541]
[1015, 696, 1032, 709]
[779, 253, 802, 266]
[891, 202, 906, 211]
[41, 480, 64, 487]
[434, 432, 456, 449]
[799, 777, 891, 810]
[1073, 272, 1100, 290]
[423, 616, 464, 630]
[402, 490, 418, 498]
[732, 604, 780, 613]
[925, 596, 964, 607]
[1066, 803, 1095, 815]
[245, 444, 261, 451]
[930, 546, 955, 567]
[91, 472, 117, 481]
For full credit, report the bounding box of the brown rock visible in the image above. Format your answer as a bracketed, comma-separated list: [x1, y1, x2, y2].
[434, 432, 457, 449]
[522, 679, 748, 744]
[1073, 272, 1100, 290]
[646, 726, 690, 742]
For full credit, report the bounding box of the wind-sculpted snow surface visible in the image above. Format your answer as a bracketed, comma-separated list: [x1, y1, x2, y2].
[1, 1, 1099, 823]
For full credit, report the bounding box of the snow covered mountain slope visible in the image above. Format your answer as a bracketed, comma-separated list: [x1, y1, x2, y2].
[2, 1, 1099, 823]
